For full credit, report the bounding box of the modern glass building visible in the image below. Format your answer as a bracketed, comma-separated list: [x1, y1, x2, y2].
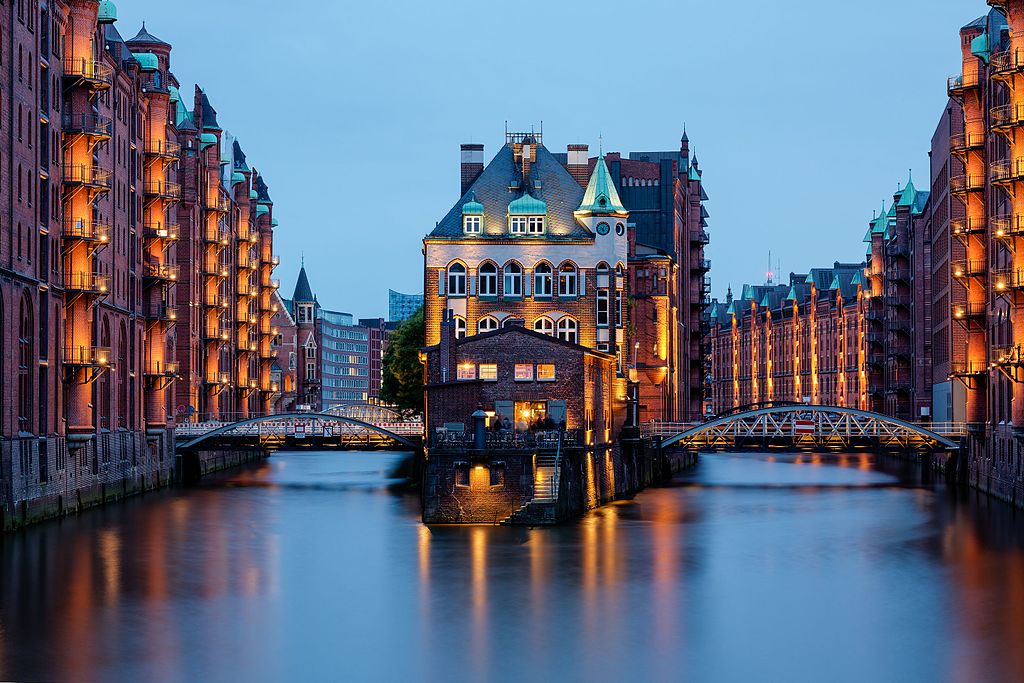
[389, 290, 423, 322]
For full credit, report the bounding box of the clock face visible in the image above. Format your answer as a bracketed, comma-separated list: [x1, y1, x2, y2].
[596, 222, 610, 235]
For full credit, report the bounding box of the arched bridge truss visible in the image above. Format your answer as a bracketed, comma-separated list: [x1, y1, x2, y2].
[177, 412, 422, 452]
[647, 406, 961, 453]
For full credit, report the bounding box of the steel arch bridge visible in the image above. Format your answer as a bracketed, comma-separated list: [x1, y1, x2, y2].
[176, 412, 422, 452]
[646, 406, 961, 453]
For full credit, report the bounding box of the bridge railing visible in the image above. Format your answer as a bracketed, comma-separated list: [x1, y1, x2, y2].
[175, 418, 424, 439]
[432, 428, 580, 450]
[642, 418, 969, 439]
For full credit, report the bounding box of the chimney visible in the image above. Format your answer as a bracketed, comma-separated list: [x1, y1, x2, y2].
[567, 144, 589, 187]
[439, 309, 456, 383]
[460, 144, 484, 196]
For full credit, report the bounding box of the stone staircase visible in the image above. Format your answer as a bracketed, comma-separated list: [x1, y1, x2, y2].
[501, 453, 560, 525]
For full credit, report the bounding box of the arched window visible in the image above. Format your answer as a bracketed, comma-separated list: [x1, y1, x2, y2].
[17, 294, 33, 433]
[534, 317, 554, 336]
[98, 317, 112, 431]
[503, 261, 522, 297]
[478, 316, 499, 334]
[454, 316, 466, 339]
[558, 263, 577, 297]
[534, 262, 552, 298]
[447, 262, 466, 296]
[597, 262, 610, 274]
[117, 323, 128, 429]
[557, 317, 578, 344]
[478, 262, 497, 297]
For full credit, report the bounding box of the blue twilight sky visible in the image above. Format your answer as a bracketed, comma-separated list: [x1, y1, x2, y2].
[115, 0, 977, 317]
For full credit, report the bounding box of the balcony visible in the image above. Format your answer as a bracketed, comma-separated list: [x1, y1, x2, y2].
[203, 372, 231, 385]
[992, 269, 1024, 292]
[947, 70, 981, 96]
[143, 222, 180, 241]
[143, 263, 179, 283]
[887, 241, 910, 258]
[991, 157, 1024, 185]
[202, 262, 230, 279]
[261, 253, 280, 267]
[203, 295, 229, 309]
[143, 139, 181, 158]
[992, 103, 1024, 131]
[690, 229, 710, 245]
[887, 295, 912, 308]
[692, 259, 711, 273]
[951, 260, 986, 280]
[64, 272, 111, 296]
[889, 267, 911, 282]
[64, 345, 112, 367]
[949, 174, 984, 195]
[144, 360, 179, 377]
[205, 194, 231, 213]
[238, 255, 255, 271]
[949, 361, 988, 377]
[887, 344, 912, 359]
[237, 282, 255, 297]
[63, 217, 110, 245]
[953, 302, 987, 322]
[64, 164, 112, 190]
[949, 129, 986, 153]
[866, 332, 885, 345]
[993, 346, 1024, 368]
[63, 57, 113, 88]
[143, 180, 181, 200]
[952, 217, 986, 239]
[142, 303, 177, 322]
[866, 351, 885, 367]
[992, 214, 1024, 238]
[269, 279, 281, 290]
[61, 113, 112, 140]
[202, 326, 230, 343]
[990, 49, 1024, 78]
[204, 226, 231, 245]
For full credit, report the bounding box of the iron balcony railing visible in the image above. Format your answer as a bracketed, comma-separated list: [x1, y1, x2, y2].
[238, 255, 255, 270]
[202, 326, 230, 343]
[202, 262, 230, 278]
[952, 302, 986, 320]
[63, 57, 113, 87]
[690, 229, 710, 245]
[992, 103, 1024, 129]
[951, 217, 986, 238]
[949, 361, 988, 376]
[991, 269, 1024, 291]
[993, 347, 1024, 367]
[143, 222, 180, 241]
[949, 129, 986, 151]
[432, 428, 581, 451]
[63, 272, 111, 295]
[204, 226, 231, 245]
[261, 253, 280, 267]
[990, 48, 1024, 76]
[144, 360, 179, 377]
[947, 70, 981, 95]
[205, 194, 231, 213]
[889, 267, 911, 282]
[63, 217, 111, 243]
[61, 113, 112, 138]
[951, 260, 986, 279]
[143, 139, 181, 158]
[991, 157, 1024, 185]
[992, 214, 1024, 238]
[887, 241, 910, 257]
[64, 345, 112, 367]
[143, 180, 181, 199]
[204, 372, 231, 385]
[64, 164, 112, 189]
[143, 303, 177, 322]
[887, 295, 912, 308]
[269, 279, 281, 289]
[204, 295, 229, 309]
[143, 263, 179, 282]
[949, 174, 985, 194]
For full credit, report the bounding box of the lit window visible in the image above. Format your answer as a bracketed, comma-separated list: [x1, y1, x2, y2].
[457, 363, 476, 380]
[615, 291, 623, 327]
[558, 263, 577, 297]
[534, 263, 552, 297]
[534, 317, 554, 336]
[479, 363, 498, 381]
[515, 364, 533, 381]
[528, 216, 545, 234]
[447, 263, 466, 296]
[478, 316, 499, 334]
[537, 364, 556, 381]
[463, 215, 481, 234]
[557, 317, 578, 344]
[503, 262, 522, 297]
[596, 289, 609, 327]
[454, 316, 466, 339]
[510, 216, 528, 234]
[479, 262, 497, 296]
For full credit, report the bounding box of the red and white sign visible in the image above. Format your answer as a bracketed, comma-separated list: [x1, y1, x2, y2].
[295, 421, 307, 439]
[793, 419, 815, 435]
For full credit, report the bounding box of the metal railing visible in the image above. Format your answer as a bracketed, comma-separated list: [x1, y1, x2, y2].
[143, 263, 179, 281]
[145, 360, 179, 376]
[204, 372, 231, 385]
[432, 428, 580, 450]
[990, 48, 1024, 75]
[63, 272, 111, 294]
[63, 58, 113, 86]
[63, 217, 110, 242]
[61, 113, 112, 137]
[951, 260, 986, 279]
[143, 180, 181, 199]
[204, 226, 231, 245]
[144, 139, 181, 157]
[991, 157, 1024, 184]
[64, 164, 112, 188]
[205, 195, 231, 213]
[64, 345, 111, 367]
[949, 174, 984, 193]
[949, 361, 988, 376]
[142, 303, 177, 321]
[143, 223, 180, 241]
[992, 103, 1024, 129]
[947, 70, 980, 94]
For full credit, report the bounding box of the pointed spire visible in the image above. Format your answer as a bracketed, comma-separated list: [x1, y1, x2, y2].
[576, 155, 627, 217]
[293, 264, 314, 303]
[681, 124, 688, 143]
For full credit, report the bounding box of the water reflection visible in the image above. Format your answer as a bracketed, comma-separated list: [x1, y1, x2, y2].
[1, 451, 1024, 681]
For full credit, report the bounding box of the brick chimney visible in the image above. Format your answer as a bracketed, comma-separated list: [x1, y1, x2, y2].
[567, 144, 589, 187]
[438, 309, 456, 383]
[460, 144, 484, 196]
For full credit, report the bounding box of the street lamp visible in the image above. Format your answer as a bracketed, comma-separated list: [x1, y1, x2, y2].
[633, 341, 640, 368]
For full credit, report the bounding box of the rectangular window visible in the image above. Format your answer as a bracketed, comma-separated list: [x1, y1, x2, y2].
[463, 215, 481, 234]
[489, 463, 505, 488]
[457, 364, 476, 381]
[537, 364, 556, 381]
[455, 463, 470, 487]
[615, 291, 623, 327]
[515, 364, 533, 381]
[306, 362, 316, 380]
[479, 363, 498, 381]
[596, 289, 609, 327]
[528, 216, 545, 234]
[510, 216, 528, 234]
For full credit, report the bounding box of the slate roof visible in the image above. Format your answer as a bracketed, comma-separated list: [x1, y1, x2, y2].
[126, 22, 169, 47]
[103, 23, 135, 66]
[233, 141, 250, 173]
[199, 90, 221, 131]
[254, 173, 272, 203]
[429, 144, 590, 240]
[292, 267, 314, 302]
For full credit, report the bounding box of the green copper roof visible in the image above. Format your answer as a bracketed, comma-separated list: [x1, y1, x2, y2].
[249, 189, 258, 199]
[829, 274, 841, 291]
[461, 192, 484, 215]
[786, 286, 798, 301]
[726, 301, 736, 315]
[760, 293, 770, 307]
[98, 0, 117, 23]
[256, 205, 270, 217]
[863, 228, 872, 243]
[971, 31, 991, 64]
[804, 273, 815, 284]
[199, 132, 217, 150]
[508, 192, 547, 215]
[131, 52, 158, 71]
[271, 218, 280, 227]
[688, 164, 700, 182]
[897, 174, 918, 208]
[871, 203, 888, 234]
[851, 271, 863, 287]
[576, 156, 627, 216]
[231, 171, 245, 186]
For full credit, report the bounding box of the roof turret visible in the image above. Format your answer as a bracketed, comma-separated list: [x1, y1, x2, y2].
[127, 22, 169, 47]
[98, 0, 117, 23]
[293, 267, 314, 303]
[576, 156, 626, 217]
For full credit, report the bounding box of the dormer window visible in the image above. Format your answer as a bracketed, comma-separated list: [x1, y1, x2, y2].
[510, 216, 528, 234]
[528, 216, 544, 233]
[508, 192, 547, 235]
[461, 193, 484, 234]
[464, 215, 481, 234]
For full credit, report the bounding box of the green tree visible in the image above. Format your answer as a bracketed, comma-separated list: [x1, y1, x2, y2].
[380, 306, 425, 414]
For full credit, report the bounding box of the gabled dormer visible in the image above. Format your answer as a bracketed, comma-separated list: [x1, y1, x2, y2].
[462, 193, 484, 234]
[508, 193, 547, 235]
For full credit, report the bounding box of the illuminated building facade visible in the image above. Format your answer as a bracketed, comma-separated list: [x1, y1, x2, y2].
[943, 1, 1024, 505]
[0, 0, 280, 526]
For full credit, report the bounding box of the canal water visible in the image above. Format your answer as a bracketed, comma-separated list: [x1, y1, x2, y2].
[2, 451, 1024, 682]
